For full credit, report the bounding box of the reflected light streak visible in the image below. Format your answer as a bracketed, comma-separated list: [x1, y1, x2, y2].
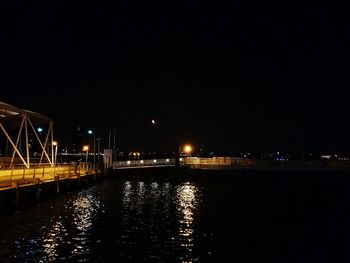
[73, 196, 93, 232]
[42, 219, 67, 261]
[136, 182, 146, 211]
[71, 191, 101, 257]
[150, 182, 160, 198]
[138, 182, 145, 196]
[123, 181, 132, 206]
[175, 182, 200, 263]
[40, 189, 101, 261]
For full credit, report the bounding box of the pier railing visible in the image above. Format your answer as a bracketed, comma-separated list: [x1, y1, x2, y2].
[183, 157, 350, 170]
[112, 158, 176, 169]
[0, 163, 94, 185]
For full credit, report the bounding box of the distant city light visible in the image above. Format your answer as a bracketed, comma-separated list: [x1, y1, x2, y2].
[83, 145, 89, 151]
[37, 127, 43, 133]
[88, 130, 93, 134]
[140, 160, 144, 164]
[153, 159, 157, 163]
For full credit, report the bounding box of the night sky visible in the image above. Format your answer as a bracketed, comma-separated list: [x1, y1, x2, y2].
[1, 2, 349, 154]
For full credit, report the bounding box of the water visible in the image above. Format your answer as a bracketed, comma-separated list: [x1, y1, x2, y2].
[0, 170, 350, 262]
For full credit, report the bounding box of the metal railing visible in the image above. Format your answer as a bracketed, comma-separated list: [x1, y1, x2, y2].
[182, 157, 350, 170]
[0, 162, 94, 184]
[112, 158, 176, 169]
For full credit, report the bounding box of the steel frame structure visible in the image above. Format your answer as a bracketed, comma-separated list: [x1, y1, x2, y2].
[0, 102, 54, 168]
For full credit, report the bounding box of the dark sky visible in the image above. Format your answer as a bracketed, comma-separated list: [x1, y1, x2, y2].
[1, 1, 350, 154]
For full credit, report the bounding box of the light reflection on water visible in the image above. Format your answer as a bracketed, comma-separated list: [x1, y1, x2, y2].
[42, 219, 67, 261]
[175, 182, 200, 263]
[1, 173, 342, 262]
[8, 186, 103, 262]
[119, 180, 201, 262]
[0, 179, 207, 262]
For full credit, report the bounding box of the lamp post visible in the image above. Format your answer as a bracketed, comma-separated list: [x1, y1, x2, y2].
[88, 130, 96, 168]
[83, 145, 89, 164]
[176, 143, 181, 167]
[97, 137, 102, 160]
[52, 141, 58, 166]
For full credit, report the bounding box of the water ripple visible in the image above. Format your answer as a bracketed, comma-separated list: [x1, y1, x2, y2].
[175, 182, 201, 263]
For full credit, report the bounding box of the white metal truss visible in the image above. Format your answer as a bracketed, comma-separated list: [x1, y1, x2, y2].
[0, 102, 54, 169]
[27, 116, 53, 166]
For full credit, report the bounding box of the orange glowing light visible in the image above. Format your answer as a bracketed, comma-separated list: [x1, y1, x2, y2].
[184, 145, 192, 154]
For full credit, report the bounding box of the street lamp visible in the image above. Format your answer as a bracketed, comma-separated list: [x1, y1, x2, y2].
[88, 129, 96, 168]
[184, 144, 192, 156]
[183, 144, 193, 166]
[83, 145, 89, 164]
[96, 137, 102, 160]
[52, 141, 58, 166]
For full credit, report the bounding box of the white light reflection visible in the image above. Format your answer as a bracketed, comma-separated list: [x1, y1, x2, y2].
[123, 181, 133, 207]
[161, 182, 171, 215]
[71, 192, 100, 257]
[138, 182, 146, 197]
[175, 182, 200, 263]
[73, 195, 94, 232]
[122, 181, 134, 230]
[136, 182, 146, 211]
[42, 219, 67, 261]
[150, 182, 160, 198]
[40, 189, 101, 261]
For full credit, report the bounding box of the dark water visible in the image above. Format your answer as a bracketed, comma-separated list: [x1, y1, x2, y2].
[1, 170, 350, 262]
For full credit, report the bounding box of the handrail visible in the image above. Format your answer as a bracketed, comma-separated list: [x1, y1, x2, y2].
[0, 162, 95, 184]
[112, 158, 176, 169]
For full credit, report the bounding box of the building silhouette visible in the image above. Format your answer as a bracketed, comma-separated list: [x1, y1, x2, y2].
[72, 126, 82, 153]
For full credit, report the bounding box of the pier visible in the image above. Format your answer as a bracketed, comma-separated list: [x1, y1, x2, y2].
[0, 102, 104, 212]
[0, 163, 101, 211]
